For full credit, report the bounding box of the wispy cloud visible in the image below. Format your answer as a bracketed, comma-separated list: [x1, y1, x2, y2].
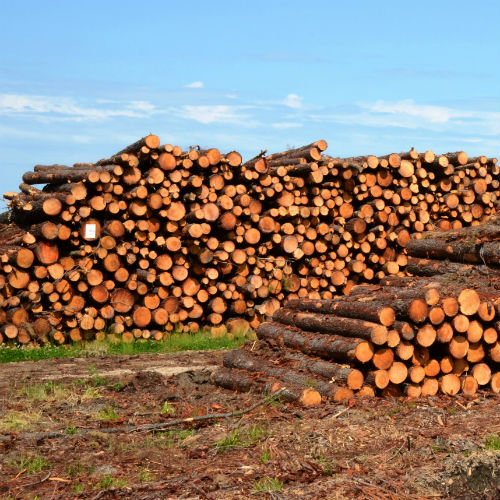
[309, 99, 500, 136]
[129, 100, 156, 112]
[366, 99, 452, 124]
[185, 81, 204, 89]
[0, 93, 157, 121]
[175, 105, 259, 127]
[283, 94, 303, 109]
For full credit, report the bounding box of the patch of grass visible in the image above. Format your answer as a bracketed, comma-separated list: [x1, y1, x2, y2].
[94, 475, 127, 489]
[215, 429, 245, 451]
[19, 381, 70, 402]
[82, 387, 103, 400]
[65, 426, 77, 435]
[137, 466, 155, 482]
[253, 477, 283, 493]
[215, 424, 269, 452]
[153, 428, 195, 448]
[0, 410, 44, 431]
[160, 401, 175, 415]
[259, 447, 271, 464]
[109, 381, 126, 392]
[484, 434, 500, 451]
[97, 406, 120, 421]
[87, 365, 109, 387]
[65, 461, 84, 477]
[315, 456, 335, 476]
[115, 437, 142, 452]
[9, 454, 51, 474]
[176, 428, 196, 440]
[246, 424, 268, 443]
[0, 344, 82, 363]
[73, 368, 126, 394]
[0, 331, 247, 363]
[73, 484, 85, 494]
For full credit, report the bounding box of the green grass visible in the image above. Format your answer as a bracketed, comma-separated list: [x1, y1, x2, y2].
[73, 484, 85, 494]
[315, 456, 335, 476]
[137, 466, 155, 482]
[484, 433, 500, 451]
[216, 429, 246, 451]
[18, 381, 70, 402]
[94, 475, 127, 489]
[0, 410, 44, 431]
[259, 447, 271, 464]
[96, 406, 120, 421]
[0, 331, 247, 363]
[81, 387, 103, 400]
[215, 424, 269, 452]
[0, 344, 82, 363]
[65, 461, 84, 477]
[8, 454, 51, 474]
[160, 401, 175, 415]
[141, 428, 196, 450]
[253, 477, 283, 493]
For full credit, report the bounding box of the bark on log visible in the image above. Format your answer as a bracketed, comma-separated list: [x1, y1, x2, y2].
[257, 322, 374, 363]
[273, 309, 388, 345]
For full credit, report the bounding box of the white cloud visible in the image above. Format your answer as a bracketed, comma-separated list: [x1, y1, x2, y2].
[0, 94, 156, 121]
[367, 99, 452, 124]
[178, 105, 259, 127]
[185, 81, 204, 89]
[283, 94, 303, 109]
[310, 99, 500, 136]
[128, 100, 156, 112]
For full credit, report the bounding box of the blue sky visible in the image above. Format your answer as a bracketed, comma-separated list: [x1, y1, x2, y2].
[0, 0, 498, 196]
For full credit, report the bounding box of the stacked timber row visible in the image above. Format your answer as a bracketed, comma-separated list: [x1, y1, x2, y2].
[213, 223, 500, 402]
[0, 134, 498, 345]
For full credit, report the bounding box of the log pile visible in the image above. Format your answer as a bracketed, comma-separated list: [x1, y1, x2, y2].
[213, 223, 500, 402]
[0, 134, 498, 346]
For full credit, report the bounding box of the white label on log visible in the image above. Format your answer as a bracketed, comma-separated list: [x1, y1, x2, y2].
[85, 224, 97, 239]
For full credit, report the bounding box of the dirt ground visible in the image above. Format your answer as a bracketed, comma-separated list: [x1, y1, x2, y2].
[0, 350, 499, 500]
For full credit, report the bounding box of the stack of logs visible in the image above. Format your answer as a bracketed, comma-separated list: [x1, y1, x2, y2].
[213, 222, 500, 401]
[0, 134, 498, 346]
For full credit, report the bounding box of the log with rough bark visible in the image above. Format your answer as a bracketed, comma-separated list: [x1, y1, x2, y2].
[273, 308, 388, 345]
[406, 225, 500, 265]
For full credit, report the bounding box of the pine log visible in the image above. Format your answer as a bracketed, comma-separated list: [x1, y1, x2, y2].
[257, 322, 374, 363]
[285, 298, 395, 327]
[273, 308, 388, 345]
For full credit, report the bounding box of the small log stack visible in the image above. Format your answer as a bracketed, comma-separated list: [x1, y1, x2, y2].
[213, 223, 500, 402]
[0, 135, 498, 346]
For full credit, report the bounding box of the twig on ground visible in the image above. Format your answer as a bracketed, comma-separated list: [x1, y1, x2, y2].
[327, 406, 349, 420]
[19, 472, 51, 489]
[132, 388, 286, 434]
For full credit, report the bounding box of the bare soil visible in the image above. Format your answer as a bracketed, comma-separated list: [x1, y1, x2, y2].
[0, 350, 498, 500]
